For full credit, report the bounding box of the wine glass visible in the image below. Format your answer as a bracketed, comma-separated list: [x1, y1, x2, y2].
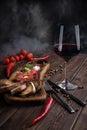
[54, 25, 80, 90]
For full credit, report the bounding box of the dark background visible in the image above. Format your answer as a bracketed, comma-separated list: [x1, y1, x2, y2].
[0, 0, 87, 59]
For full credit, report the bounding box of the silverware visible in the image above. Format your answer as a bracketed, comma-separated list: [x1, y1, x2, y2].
[43, 81, 75, 113]
[47, 80, 86, 107]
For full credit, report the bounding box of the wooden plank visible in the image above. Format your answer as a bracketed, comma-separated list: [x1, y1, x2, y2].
[30, 53, 87, 130]
[22, 53, 87, 130]
[0, 104, 45, 130]
[0, 52, 87, 130]
[70, 57, 87, 130]
[0, 95, 20, 127]
[0, 106, 18, 127]
[48, 53, 87, 82]
[72, 104, 87, 130]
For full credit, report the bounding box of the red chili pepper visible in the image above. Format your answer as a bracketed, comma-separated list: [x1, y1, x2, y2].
[29, 97, 53, 126]
[30, 55, 49, 61]
[6, 62, 15, 78]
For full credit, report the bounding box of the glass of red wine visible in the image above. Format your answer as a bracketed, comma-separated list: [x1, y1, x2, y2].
[54, 25, 80, 90]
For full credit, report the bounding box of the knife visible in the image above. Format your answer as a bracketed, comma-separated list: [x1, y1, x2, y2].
[44, 82, 75, 113]
[47, 80, 86, 107]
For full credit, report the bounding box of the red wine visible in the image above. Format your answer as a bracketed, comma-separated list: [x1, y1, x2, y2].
[54, 44, 80, 61]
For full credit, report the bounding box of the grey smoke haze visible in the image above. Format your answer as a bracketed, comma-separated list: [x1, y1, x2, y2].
[16, 3, 51, 41]
[56, 0, 82, 21]
[0, 3, 51, 59]
[29, 4, 50, 40]
[0, 35, 50, 60]
[55, 0, 74, 20]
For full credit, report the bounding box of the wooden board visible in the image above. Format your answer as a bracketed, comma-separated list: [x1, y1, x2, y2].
[4, 87, 47, 103]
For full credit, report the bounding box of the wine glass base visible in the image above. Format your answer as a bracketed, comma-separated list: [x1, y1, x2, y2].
[57, 80, 78, 90]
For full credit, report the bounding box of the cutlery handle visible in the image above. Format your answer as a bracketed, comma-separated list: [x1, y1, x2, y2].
[68, 93, 86, 107]
[52, 90, 75, 113]
[60, 89, 86, 106]
[59, 97, 75, 113]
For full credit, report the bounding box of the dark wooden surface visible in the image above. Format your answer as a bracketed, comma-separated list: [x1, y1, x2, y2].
[0, 51, 87, 130]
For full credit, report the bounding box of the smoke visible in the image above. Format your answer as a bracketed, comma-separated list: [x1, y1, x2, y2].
[29, 4, 50, 41]
[52, 0, 82, 23]
[0, 2, 51, 60]
[16, 2, 51, 41]
[57, 0, 74, 20]
[0, 35, 50, 60]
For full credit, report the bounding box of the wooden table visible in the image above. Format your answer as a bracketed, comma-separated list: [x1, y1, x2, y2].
[0, 52, 87, 130]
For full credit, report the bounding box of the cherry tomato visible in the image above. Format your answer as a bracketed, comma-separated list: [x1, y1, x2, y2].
[26, 53, 33, 60]
[20, 49, 27, 56]
[3, 57, 10, 64]
[14, 55, 20, 62]
[9, 56, 15, 62]
[19, 54, 24, 60]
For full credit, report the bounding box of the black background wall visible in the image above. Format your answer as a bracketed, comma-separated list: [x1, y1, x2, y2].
[0, 0, 87, 59]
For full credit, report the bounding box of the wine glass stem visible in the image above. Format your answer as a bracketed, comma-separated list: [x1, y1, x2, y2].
[64, 61, 67, 85]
